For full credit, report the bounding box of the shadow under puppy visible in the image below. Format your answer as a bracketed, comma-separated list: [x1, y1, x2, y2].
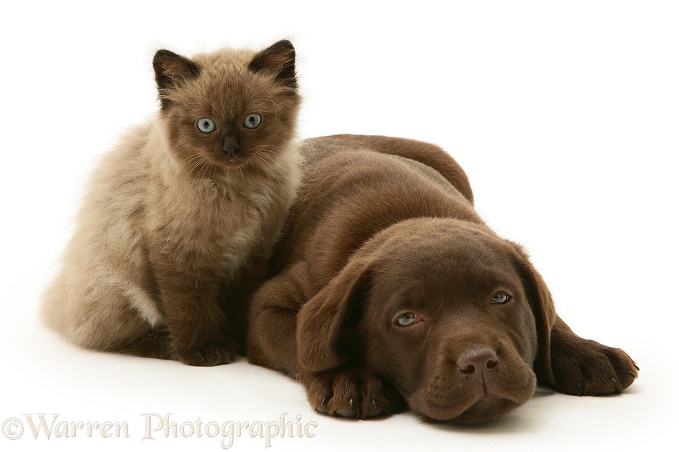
[247, 134, 638, 424]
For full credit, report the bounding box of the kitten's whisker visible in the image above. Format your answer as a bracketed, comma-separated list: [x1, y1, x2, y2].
[250, 153, 275, 175]
[181, 153, 208, 180]
[200, 162, 213, 180]
[250, 146, 290, 180]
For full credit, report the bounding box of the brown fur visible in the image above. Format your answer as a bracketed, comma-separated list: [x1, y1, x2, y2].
[42, 40, 302, 366]
[247, 134, 638, 423]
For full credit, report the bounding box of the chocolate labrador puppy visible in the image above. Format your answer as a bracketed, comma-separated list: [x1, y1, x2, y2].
[247, 135, 637, 424]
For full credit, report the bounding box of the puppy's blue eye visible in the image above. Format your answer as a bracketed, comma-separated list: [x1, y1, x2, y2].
[395, 312, 418, 327]
[490, 292, 511, 304]
[243, 113, 262, 129]
[197, 118, 216, 133]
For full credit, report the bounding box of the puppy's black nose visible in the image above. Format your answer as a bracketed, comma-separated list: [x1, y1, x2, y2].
[457, 346, 498, 381]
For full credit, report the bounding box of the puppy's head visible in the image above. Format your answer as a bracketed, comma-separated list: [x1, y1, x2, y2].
[297, 218, 556, 424]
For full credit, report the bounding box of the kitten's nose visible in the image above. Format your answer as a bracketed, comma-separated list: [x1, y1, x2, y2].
[222, 136, 241, 158]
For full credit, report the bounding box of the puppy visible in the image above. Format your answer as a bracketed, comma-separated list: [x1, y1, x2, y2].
[247, 135, 638, 424]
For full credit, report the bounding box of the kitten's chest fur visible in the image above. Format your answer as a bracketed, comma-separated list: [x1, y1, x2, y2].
[143, 123, 299, 279]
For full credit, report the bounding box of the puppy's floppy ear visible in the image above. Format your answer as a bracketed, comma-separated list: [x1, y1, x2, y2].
[297, 257, 372, 373]
[510, 243, 557, 385]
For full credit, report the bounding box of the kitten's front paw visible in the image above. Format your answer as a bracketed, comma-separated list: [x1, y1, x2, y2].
[299, 367, 404, 419]
[174, 340, 238, 367]
[550, 336, 638, 396]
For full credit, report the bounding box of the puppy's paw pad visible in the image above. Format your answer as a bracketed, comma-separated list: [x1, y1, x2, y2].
[175, 340, 237, 367]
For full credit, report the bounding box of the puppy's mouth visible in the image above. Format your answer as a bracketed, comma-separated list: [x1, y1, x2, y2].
[434, 396, 520, 424]
[415, 391, 525, 425]
[407, 368, 536, 424]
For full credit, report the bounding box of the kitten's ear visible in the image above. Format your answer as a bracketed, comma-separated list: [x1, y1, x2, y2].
[248, 40, 297, 90]
[153, 49, 201, 109]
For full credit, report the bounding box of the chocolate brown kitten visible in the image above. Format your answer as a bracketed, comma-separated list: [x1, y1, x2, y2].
[42, 40, 302, 366]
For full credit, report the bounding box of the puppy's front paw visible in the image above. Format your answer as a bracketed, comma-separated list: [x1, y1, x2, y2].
[300, 367, 404, 419]
[550, 336, 638, 396]
[174, 339, 238, 367]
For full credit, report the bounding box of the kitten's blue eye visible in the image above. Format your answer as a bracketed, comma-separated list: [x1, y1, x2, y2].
[490, 292, 512, 304]
[243, 113, 262, 129]
[197, 118, 216, 134]
[395, 312, 419, 327]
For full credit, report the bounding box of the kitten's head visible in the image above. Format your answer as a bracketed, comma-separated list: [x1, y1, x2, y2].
[152, 40, 300, 175]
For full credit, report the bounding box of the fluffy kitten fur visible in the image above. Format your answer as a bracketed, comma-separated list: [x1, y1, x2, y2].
[42, 40, 302, 366]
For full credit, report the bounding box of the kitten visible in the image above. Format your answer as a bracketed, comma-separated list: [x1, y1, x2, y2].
[42, 40, 302, 366]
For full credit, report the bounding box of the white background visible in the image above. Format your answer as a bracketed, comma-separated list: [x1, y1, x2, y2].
[1, 1, 677, 451]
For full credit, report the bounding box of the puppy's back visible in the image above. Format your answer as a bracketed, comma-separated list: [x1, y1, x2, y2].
[272, 135, 478, 279]
[302, 135, 473, 203]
